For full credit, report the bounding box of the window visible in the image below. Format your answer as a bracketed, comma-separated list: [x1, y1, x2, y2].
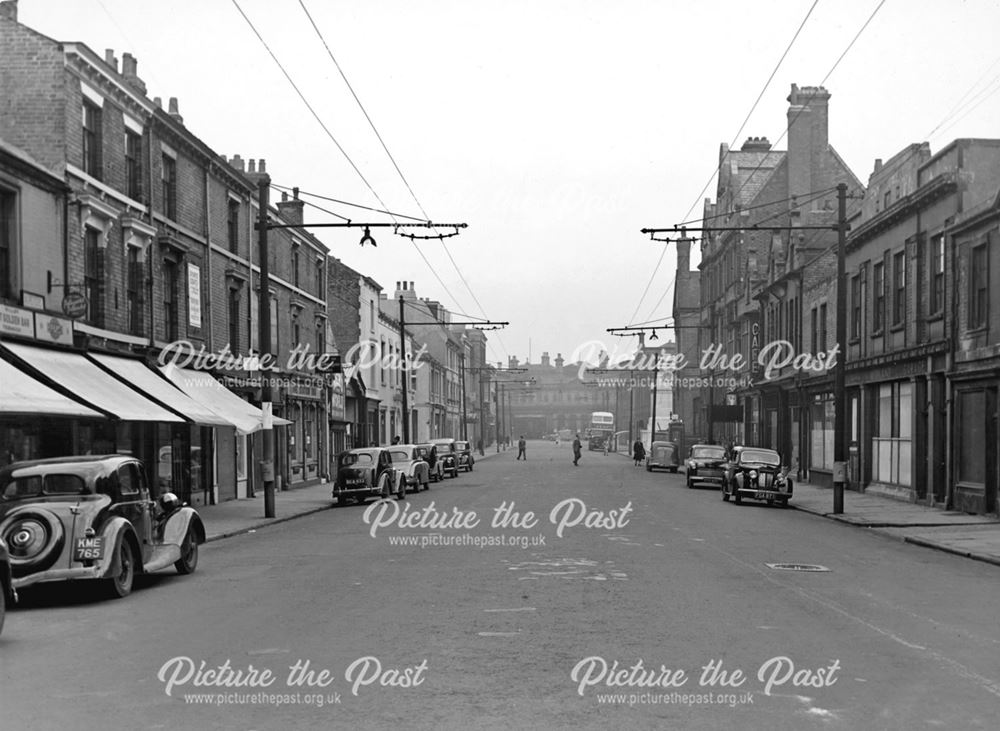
[228, 288, 241, 352]
[292, 246, 300, 288]
[851, 275, 861, 339]
[969, 244, 988, 329]
[227, 198, 240, 254]
[883, 190, 891, 210]
[163, 259, 179, 340]
[872, 381, 912, 486]
[161, 154, 177, 220]
[82, 100, 102, 179]
[125, 130, 142, 200]
[930, 235, 944, 315]
[315, 259, 323, 295]
[893, 251, 906, 325]
[819, 303, 827, 352]
[84, 228, 101, 326]
[269, 297, 278, 354]
[0, 189, 13, 300]
[316, 319, 325, 354]
[873, 262, 885, 333]
[126, 246, 142, 335]
[810, 307, 818, 354]
[292, 317, 301, 350]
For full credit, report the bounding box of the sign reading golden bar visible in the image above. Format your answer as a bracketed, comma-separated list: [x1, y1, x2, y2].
[1, 304, 74, 346]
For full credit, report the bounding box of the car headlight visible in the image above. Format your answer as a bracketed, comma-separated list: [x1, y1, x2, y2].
[688, 462, 696, 471]
[749, 470, 758, 480]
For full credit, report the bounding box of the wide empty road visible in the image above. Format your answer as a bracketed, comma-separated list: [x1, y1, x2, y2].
[2, 440, 998, 730]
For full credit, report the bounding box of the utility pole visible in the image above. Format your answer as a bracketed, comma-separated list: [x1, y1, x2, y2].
[833, 183, 848, 514]
[650, 353, 659, 448]
[495, 382, 502, 451]
[398, 297, 410, 444]
[628, 370, 634, 455]
[460, 350, 468, 441]
[257, 178, 275, 518]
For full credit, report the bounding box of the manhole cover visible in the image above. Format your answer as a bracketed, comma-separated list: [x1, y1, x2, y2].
[765, 563, 831, 572]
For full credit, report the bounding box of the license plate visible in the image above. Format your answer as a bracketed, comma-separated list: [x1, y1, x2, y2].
[74, 536, 105, 561]
[755, 491, 767, 499]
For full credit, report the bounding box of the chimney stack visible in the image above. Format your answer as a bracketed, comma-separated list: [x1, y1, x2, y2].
[555, 353, 564, 369]
[541, 352, 550, 367]
[168, 97, 183, 124]
[277, 186, 304, 226]
[677, 237, 691, 275]
[230, 154, 245, 172]
[394, 280, 417, 301]
[104, 49, 118, 72]
[122, 52, 146, 96]
[786, 83, 831, 199]
[0, 1, 19, 23]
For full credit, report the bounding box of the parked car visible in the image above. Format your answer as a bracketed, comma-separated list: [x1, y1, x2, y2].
[646, 441, 680, 473]
[454, 440, 475, 473]
[0, 455, 205, 599]
[388, 445, 431, 493]
[430, 439, 460, 478]
[722, 447, 792, 507]
[332, 448, 405, 505]
[0, 536, 13, 636]
[416, 444, 444, 483]
[685, 443, 729, 489]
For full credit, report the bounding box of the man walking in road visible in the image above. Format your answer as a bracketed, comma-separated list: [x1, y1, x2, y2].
[572, 434, 582, 466]
[517, 435, 527, 460]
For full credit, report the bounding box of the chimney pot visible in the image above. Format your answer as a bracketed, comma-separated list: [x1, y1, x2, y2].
[292, 186, 299, 200]
[104, 49, 117, 71]
[259, 159, 266, 173]
[153, 96, 162, 109]
[248, 159, 256, 174]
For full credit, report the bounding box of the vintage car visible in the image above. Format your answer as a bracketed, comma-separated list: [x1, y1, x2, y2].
[332, 448, 405, 505]
[645, 441, 680, 473]
[685, 443, 729, 489]
[722, 447, 793, 507]
[0, 455, 205, 599]
[416, 444, 444, 483]
[0, 536, 12, 636]
[429, 439, 460, 478]
[388, 445, 431, 493]
[454, 440, 475, 473]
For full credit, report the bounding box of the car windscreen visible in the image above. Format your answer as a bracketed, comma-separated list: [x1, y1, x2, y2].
[340, 453, 374, 467]
[739, 450, 781, 466]
[389, 450, 411, 462]
[455, 442, 469, 451]
[1, 473, 88, 499]
[691, 447, 726, 459]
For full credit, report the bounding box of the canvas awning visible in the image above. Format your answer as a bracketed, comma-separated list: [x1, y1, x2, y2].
[89, 354, 236, 429]
[0, 356, 104, 418]
[158, 364, 292, 435]
[1, 342, 183, 422]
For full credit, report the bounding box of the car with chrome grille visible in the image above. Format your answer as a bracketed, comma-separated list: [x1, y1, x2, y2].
[721, 447, 792, 507]
[429, 439, 460, 478]
[454, 440, 475, 473]
[0, 455, 204, 599]
[685, 443, 729, 489]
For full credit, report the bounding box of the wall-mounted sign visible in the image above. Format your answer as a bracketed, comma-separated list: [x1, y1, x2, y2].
[0, 304, 33, 337]
[34, 313, 73, 345]
[21, 291, 45, 310]
[187, 263, 202, 328]
[61, 291, 88, 319]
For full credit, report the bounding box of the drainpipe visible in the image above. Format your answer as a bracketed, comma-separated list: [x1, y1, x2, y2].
[203, 165, 213, 351]
[146, 119, 156, 350]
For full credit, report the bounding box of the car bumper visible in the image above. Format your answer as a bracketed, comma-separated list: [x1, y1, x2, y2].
[734, 486, 792, 500]
[687, 471, 725, 486]
[332, 485, 382, 499]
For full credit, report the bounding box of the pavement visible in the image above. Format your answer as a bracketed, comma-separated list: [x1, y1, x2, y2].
[197, 447, 505, 543]
[197, 445, 1000, 567]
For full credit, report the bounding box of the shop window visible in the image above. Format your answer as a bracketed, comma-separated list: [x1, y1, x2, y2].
[872, 381, 912, 486]
[958, 390, 986, 484]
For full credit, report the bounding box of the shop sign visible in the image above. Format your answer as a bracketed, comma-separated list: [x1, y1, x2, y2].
[329, 375, 346, 420]
[187, 264, 202, 328]
[0, 304, 33, 337]
[62, 291, 88, 319]
[34, 313, 74, 345]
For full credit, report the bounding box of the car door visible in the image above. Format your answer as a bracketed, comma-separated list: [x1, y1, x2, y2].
[116, 463, 153, 563]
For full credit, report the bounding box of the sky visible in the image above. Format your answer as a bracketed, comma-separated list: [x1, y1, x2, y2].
[16, 0, 1000, 367]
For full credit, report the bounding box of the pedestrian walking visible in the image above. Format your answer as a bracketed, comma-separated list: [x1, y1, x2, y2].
[603, 438, 609, 456]
[517, 435, 527, 460]
[632, 439, 646, 467]
[572, 434, 582, 466]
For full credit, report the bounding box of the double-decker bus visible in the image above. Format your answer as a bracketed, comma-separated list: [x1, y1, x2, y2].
[586, 411, 615, 450]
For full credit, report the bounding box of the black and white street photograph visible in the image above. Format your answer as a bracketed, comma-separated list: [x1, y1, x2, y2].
[1, 1, 999, 729]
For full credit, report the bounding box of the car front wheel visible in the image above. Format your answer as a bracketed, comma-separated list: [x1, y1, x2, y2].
[174, 526, 199, 575]
[397, 476, 406, 500]
[721, 484, 729, 501]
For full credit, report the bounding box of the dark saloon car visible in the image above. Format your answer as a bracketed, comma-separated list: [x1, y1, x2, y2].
[416, 444, 444, 483]
[685, 444, 729, 489]
[454, 440, 475, 473]
[0, 455, 205, 599]
[429, 439, 460, 478]
[722, 447, 793, 507]
[645, 441, 680, 473]
[0, 536, 12, 636]
[332, 448, 405, 505]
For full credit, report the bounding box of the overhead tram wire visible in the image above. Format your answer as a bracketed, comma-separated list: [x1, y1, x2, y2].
[297, 0, 508, 360]
[924, 52, 1000, 140]
[624, 0, 821, 326]
[270, 183, 427, 223]
[230, 0, 400, 224]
